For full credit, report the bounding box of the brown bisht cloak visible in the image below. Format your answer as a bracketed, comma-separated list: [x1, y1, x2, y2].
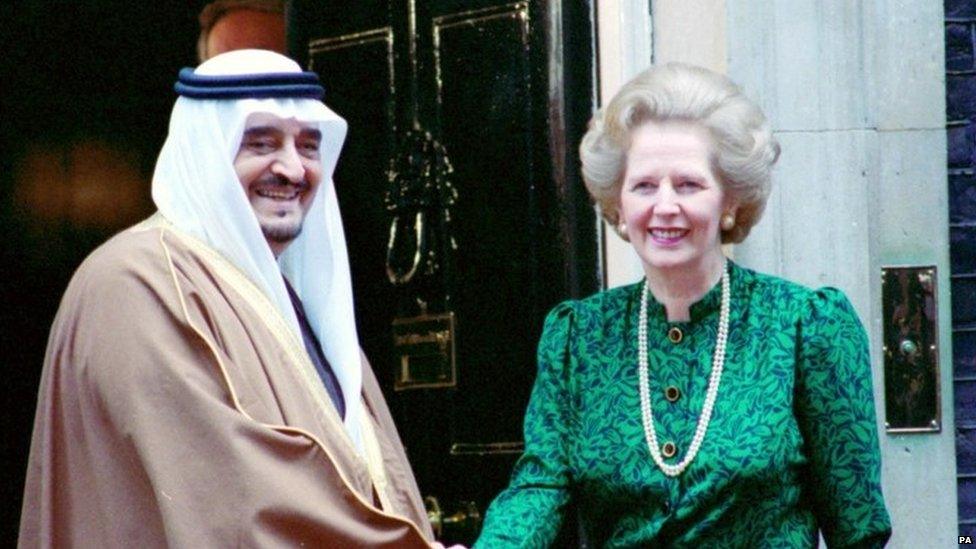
[19, 216, 434, 548]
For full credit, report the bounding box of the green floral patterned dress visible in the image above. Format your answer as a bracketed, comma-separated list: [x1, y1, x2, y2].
[475, 262, 891, 548]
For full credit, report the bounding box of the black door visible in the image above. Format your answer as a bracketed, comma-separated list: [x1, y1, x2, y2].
[288, 1, 596, 544]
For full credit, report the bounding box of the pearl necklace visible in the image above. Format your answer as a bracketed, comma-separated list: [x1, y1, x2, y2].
[638, 263, 730, 477]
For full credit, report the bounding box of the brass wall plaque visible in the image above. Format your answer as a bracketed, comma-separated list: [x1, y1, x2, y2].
[393, 312, 456, 390]
[881, 265, 940, 433]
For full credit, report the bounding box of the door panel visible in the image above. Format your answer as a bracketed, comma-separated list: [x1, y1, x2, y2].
[434, 3, 538, 443]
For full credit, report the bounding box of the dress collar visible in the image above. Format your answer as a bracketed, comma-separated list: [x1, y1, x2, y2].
[639, 260, 749, 325]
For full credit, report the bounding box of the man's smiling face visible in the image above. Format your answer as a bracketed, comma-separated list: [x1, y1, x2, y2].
[233, 112, 323, 257]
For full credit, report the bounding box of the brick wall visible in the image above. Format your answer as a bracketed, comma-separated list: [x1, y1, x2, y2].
[948, 0, 976, 537]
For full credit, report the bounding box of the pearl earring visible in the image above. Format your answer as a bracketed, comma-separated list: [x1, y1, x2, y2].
[721, 213, 735, 231]
[618, 222, 630, 242]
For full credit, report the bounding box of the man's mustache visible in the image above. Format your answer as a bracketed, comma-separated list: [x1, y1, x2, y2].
[254, 173, 310, 190]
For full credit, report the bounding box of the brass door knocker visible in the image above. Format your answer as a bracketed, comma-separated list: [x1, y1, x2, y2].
[384, 128, 457, 291]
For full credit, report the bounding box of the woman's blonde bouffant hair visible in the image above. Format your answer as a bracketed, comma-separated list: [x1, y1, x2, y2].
[580, 63, 780, 244]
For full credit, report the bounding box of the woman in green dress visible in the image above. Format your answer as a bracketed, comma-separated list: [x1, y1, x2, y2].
[474, 63, 892, 548]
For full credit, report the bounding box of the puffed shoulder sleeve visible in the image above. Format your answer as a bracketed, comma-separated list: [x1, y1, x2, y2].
[475, 302, 579, 548]
[795, 288, 892, 548]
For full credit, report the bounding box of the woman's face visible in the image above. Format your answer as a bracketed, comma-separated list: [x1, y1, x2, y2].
[618, 121, 730, 276]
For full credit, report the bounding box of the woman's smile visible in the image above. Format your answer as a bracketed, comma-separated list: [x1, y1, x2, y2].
[648, 227, 690, 245]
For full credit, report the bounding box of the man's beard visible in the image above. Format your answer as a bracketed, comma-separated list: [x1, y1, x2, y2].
[261, 218, 304, 244]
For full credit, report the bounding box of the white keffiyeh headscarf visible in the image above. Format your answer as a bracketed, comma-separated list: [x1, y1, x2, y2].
[151, 49, 364, 453]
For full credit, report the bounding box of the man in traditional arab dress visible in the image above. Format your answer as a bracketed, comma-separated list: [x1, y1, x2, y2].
[19, 49, 436, 548]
